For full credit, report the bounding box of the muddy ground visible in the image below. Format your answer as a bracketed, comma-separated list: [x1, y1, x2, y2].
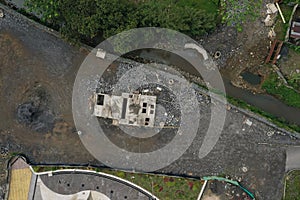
[200, 0, 298, 94]
[0, 3, 300, 200]
[202, 7, 271, 94]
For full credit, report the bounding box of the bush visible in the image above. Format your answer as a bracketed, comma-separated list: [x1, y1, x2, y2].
[25, 0, 219, 44]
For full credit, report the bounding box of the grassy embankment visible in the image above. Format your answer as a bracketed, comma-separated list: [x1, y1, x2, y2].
[285, 170, 300, 200]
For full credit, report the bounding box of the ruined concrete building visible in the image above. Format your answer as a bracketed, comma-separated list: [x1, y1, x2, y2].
[94, 92, 156, 127]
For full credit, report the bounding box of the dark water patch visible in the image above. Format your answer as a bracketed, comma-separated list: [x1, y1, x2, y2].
[241, 71, 262, 85]
[124, 48, 202, 77]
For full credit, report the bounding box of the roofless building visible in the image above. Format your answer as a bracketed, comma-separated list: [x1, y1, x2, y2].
[94, 93, 157, 127]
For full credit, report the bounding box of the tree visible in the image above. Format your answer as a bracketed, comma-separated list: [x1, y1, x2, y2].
[25, 0, 218, 44]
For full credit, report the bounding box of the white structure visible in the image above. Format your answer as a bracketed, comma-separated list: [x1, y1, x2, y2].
[184, 43, 208, 60]
[244, 119, 253, 126]
[96, 48, 106, 59]
[0, 9, 4, 18]
[266, 3, 278, 14]
[264, 15, 275, 27]
[94, 93, 156, 127]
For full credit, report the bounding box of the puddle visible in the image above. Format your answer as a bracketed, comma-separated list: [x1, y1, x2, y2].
[241, 71, 262, 85]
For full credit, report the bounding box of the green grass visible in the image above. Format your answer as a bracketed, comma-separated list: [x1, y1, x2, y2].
[274, 4, 294, 41]
[285, 171, 300, 200]
[100, 169, 203, 200]
[287, 43, 300, 54]
[262, 73, 300, 108]
[32, 166, 203, 200]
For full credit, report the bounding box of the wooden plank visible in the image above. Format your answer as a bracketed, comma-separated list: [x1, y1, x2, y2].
[265, 40, 278, 64]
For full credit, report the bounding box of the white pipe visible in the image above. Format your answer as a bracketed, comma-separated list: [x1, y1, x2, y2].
[276, 3, 286, 24]
[197, 180, 208, 200]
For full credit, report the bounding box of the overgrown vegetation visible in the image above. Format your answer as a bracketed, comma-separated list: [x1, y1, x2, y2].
[101, 169, 203, 200]
[274, 3, 294, 40]
[287, 42, 300, 54]
[285, 171, 300, 200]
[262, 72, 300, 108]
[32, 165, 203, 200]
[220, 0, 262, 31]
[24, 0, 219, 44]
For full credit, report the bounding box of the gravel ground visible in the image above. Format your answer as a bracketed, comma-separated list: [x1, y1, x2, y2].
[1, 3, 300, 200]
[94, 55, 299, 200]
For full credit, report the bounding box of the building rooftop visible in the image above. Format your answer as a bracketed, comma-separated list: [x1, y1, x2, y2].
[6, 157, 157, 200]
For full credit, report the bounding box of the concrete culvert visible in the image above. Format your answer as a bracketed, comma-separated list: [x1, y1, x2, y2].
[214, 51, 221, 59]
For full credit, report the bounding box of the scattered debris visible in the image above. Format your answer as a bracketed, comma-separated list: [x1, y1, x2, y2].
[156, 86, 162, 91]
[265, 14, 276, 27]
[0, 9, 3, 18]
[226, 105, 231, 110]
[242, 166, 248, 173]
[268, 28, 276, 39]
[267, 130, 275, 137]
[264, 3, 278, 27]
[96, 48, 106, 59]
[244, 119, 253, 126]
[266, 3, 278, 14]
